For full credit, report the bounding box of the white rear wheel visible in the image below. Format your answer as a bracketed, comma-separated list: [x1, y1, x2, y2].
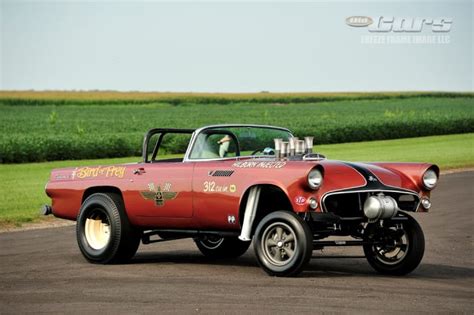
[84, 213, 111, 250]
[77, 193, 141, 264]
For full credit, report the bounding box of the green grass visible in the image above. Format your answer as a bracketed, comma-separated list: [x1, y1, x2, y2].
[1, 95, 473, 163]
[0, 133, 472, 228]
[317, 133, 474, 168]
[0, 156, 139, 227]
[1, 90, 472, 105]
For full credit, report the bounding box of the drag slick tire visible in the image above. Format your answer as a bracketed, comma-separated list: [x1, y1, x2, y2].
[76, 193, 141, 264]
[363, 213, 425, 275]
[194, 236, 250, 259]
[253, 211, 313, 277]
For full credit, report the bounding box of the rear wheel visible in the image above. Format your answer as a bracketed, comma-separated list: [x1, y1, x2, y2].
[363, 213, 425, 275]
[253, 211, 312, 277]
[77, 193, 141, 264]
[194, 236, 250, 259]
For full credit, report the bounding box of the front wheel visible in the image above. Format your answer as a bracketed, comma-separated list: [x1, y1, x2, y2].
[363, 213, 425, 275]
[76, 193, 141, 264]
[253, 211, 313, 277]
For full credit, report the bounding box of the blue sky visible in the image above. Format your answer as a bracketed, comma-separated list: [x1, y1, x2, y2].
[1, 1, 472, 92]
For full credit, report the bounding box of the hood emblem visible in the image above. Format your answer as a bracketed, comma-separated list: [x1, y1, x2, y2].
[368, 176, 378, 182]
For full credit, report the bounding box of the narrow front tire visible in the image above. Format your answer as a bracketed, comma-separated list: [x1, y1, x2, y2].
[363, 214, 425, 275]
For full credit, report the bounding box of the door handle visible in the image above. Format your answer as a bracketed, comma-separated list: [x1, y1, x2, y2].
[133, 167, 146, 175]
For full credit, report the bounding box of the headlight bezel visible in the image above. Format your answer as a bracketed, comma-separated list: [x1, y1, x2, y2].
[422, 169, 438, 190]
[307, 168, 323, 190]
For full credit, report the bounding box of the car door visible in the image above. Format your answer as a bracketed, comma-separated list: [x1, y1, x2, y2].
[125, 161, 194, 219]
[192, 160, 242, 230]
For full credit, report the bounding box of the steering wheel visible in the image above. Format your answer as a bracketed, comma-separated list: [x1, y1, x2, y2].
[251, 147, 274, 156]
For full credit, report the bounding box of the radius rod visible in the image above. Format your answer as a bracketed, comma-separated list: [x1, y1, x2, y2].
[313, 240, 382, 247]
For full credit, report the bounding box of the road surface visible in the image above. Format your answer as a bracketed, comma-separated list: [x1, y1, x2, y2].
[1, 171, 473, 313]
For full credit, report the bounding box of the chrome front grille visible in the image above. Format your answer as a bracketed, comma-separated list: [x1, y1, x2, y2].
[323, 191, 419, 216]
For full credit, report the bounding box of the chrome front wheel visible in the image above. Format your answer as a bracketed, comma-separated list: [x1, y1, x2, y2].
[254, 211, 312, 277]
[261, 222, 297, 266]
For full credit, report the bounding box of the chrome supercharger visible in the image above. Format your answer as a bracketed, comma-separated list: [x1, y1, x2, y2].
[363, 193, 398, 222]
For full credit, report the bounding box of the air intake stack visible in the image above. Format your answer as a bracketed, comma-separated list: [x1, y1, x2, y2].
[304, 137, 314, 154]
[288, 137, 297, 156]
[273, 136, 318, 160]
[274, 138, 282, 160]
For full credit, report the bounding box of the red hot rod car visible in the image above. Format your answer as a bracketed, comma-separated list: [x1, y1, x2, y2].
[44, 124, 439, 276]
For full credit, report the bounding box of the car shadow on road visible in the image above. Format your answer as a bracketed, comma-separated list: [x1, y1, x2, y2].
[133, 251, 260, 268]
[303, 260, 474, 280]
[132, 251, 474, 280]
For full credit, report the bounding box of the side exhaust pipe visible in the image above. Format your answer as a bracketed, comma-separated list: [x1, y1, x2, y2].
[41, 205, 53, 216]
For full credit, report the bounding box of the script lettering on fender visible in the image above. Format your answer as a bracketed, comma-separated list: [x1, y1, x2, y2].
[74, 166, 126, 179]
[232, 161, 286, 169]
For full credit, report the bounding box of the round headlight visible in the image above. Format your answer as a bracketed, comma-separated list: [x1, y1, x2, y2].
[422, 169, 438, 190]
[308, 169, 323, 190]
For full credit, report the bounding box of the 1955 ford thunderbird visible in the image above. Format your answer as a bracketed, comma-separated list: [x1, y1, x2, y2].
[44, 124, 439, 276]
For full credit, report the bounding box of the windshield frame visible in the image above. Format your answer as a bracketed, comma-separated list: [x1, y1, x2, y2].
[183, 124, 293, 162]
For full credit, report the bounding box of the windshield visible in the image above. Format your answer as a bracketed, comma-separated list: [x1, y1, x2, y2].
[188, 126, 292, 160]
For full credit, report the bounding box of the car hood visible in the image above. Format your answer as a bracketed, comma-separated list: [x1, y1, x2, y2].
[316, 159, 429, 194]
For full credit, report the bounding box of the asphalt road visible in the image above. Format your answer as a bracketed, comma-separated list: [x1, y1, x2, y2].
[1, 171, 473, 313]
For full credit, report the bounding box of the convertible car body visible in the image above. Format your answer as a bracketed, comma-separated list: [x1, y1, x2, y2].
[45, 124, 439, 276]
